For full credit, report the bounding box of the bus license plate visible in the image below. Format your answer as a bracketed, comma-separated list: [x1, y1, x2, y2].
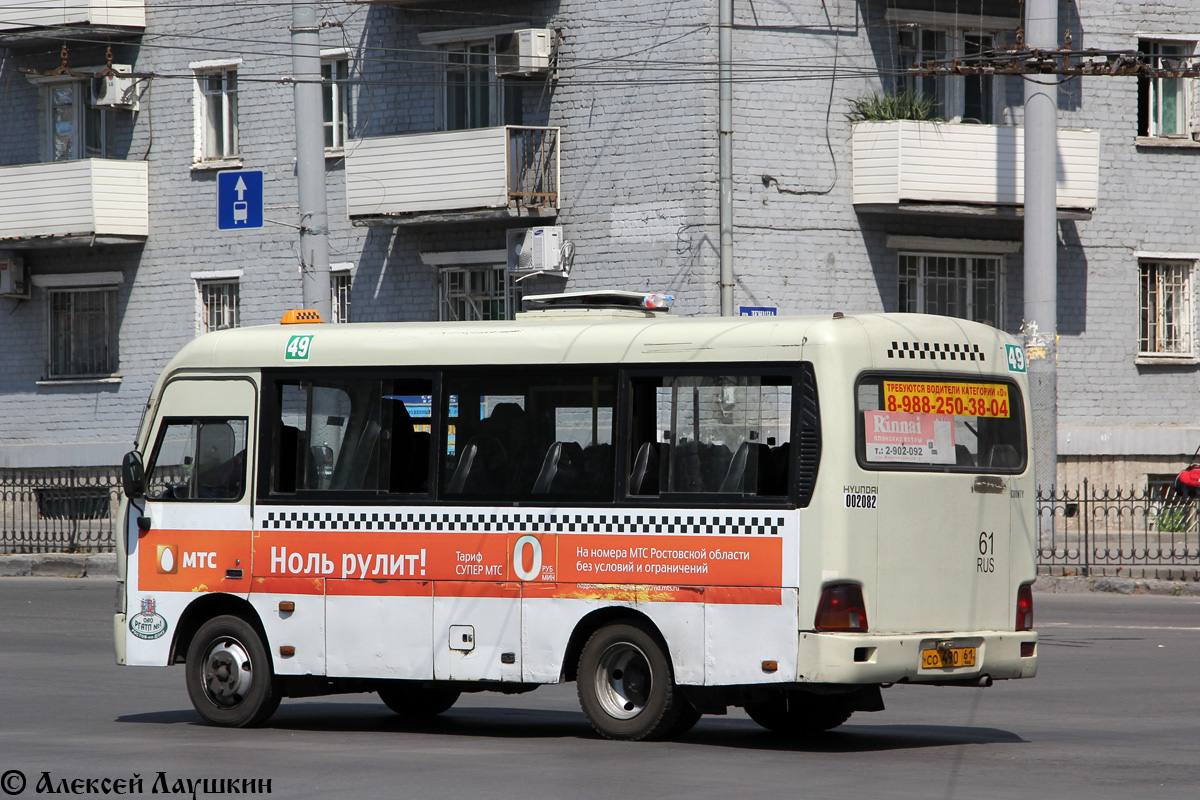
[921, 647, 977, 669]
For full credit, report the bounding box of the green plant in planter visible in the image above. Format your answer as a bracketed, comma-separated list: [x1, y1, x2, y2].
[1152, 506, 1194, 533]
[846, 90, 942, 122]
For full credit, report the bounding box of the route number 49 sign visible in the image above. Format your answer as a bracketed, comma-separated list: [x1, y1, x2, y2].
[1005, 344, 1026, 373]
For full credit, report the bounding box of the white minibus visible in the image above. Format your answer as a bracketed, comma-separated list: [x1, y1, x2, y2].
[115, 295, 1037, 740]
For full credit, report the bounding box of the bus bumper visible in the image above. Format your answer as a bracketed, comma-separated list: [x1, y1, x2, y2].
[114, 613, 127, 666]
[795, 630, 1038, 684]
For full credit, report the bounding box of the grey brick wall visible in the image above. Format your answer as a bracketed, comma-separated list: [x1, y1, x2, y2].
[0, 0, 1197, 488]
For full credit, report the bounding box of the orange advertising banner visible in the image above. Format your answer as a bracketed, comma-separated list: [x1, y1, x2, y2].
[252, 530, 782, 588]
[138, 528, 783, 603]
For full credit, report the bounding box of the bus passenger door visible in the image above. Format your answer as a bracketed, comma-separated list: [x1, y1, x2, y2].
[127, 378, 256, 667]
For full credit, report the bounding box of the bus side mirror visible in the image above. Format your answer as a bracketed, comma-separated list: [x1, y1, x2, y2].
[122, 451, 146, 499]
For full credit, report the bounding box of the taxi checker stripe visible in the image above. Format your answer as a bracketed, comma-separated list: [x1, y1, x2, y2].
[886, 340, 984, 361]
[260, 510, 784, 537]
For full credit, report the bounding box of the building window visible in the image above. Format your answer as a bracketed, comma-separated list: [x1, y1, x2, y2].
[443, 41, 495, 130]
[45, 82, 111, 161]
[321, 56, 351, 150]
[896, 25, 996, 123]
[1139, 259, 1193, 356]
[1139, 40, 1194, 139]
[331, 272, 352, 323]
[199, 280, 240, 333]
[48, 287, 117, 378]
[196, 67, 239, 161]
[899, 253, 1003, 326]
[435, 38, 522, 131]
[439, 265, 519, 321]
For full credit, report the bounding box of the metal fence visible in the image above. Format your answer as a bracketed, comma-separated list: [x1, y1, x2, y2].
[3, 468, 1200, 578]
[0, 468, 121, 554]
[1037, 481, 1200, 577]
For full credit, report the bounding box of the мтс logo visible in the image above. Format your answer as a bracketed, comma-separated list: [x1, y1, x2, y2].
[157, 545, 178, 574]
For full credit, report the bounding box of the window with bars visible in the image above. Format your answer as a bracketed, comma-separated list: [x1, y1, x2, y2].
[438, 265, 519, 321]
[199, 280, 240, 333]
[48, 287, 117, 378]
[331, 272, 352, 324]
[1138, 40, 1193, 138]
[196, 68, 239, 160]
[1139, 259, 1193, 356]
[321, 57, 351, 150]
[898, 253, 1003, 326]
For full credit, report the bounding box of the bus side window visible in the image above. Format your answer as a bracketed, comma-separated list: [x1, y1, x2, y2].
[628, 374, 792, 498]
[146, 419, 248, 502]
[439, 371, 616, 502]
[268, 377, 434, 497]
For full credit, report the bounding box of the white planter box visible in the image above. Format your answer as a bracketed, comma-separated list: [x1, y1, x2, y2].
[852, 120, 1099, 211]
[0, 159, 148, 240]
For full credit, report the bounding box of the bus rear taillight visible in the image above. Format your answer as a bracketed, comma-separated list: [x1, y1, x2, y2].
[1016, 584, 1034, 631]
[815, 584, 868, 632]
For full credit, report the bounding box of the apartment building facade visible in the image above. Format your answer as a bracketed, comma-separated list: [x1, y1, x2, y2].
[0, 0, 1197, 493]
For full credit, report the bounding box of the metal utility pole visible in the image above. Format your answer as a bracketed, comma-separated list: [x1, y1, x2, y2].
[718, 0, 734, 316]
[292, 3, 332, 319]
[1023, 0, 1058, 494]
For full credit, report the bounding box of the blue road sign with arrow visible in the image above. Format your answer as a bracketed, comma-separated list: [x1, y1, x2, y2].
[217, 170, 263, 230]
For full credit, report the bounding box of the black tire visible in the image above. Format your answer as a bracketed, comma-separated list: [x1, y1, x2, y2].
[744, 690, 854, 735]
[378, 681, 461, 717]
[185, 615, 280, 728]
[576, 622, 690, 741]
[665, 697, 703, 739]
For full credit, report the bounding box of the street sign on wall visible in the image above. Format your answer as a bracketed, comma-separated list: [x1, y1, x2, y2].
[217, 170, 263, 230]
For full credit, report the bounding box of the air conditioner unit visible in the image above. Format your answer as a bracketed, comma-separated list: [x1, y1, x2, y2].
[0, 252, 30, 299]
[496, 29, 554, 77]
[91, 65, 139, 110]
[507, 226, 564, 274]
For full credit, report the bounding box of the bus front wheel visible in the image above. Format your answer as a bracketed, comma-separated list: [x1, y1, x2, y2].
[185, 615, 281, 728]
[576, 622, 695, 741]
[744, 690, 853, 734]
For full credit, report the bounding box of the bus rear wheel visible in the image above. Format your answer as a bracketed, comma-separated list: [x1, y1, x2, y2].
[576, 622, 693, 741]
[377, 682, 461, 717]
[185, 615, 280, 728]
[744, 690, 854, 735]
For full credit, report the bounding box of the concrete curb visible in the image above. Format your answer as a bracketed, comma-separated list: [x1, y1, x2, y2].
[1034, 574, 1200, 597]
[0, 553, 116, 578]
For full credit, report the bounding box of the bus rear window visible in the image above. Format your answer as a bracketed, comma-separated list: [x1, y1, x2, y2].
[855, 375, 1026, 473]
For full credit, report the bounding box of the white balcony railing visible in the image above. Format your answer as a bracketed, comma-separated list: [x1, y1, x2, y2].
[0, 159, 148, 242]
[0, 0, 145, 32]
[852, 120, 1099, 212]
[345, 125, 560, 219]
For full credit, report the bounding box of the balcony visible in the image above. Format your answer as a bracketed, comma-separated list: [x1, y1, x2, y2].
[0, 1, 145, 45]
[852, 120, 1100, 218]
[0, 159, 148, 247]
[345, 126, 560, 225]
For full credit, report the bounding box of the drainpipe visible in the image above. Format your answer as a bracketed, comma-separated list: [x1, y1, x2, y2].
[718, 0, 734, 316]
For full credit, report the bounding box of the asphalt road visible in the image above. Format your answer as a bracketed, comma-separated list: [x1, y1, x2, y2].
[0, 578, 1197, 800]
